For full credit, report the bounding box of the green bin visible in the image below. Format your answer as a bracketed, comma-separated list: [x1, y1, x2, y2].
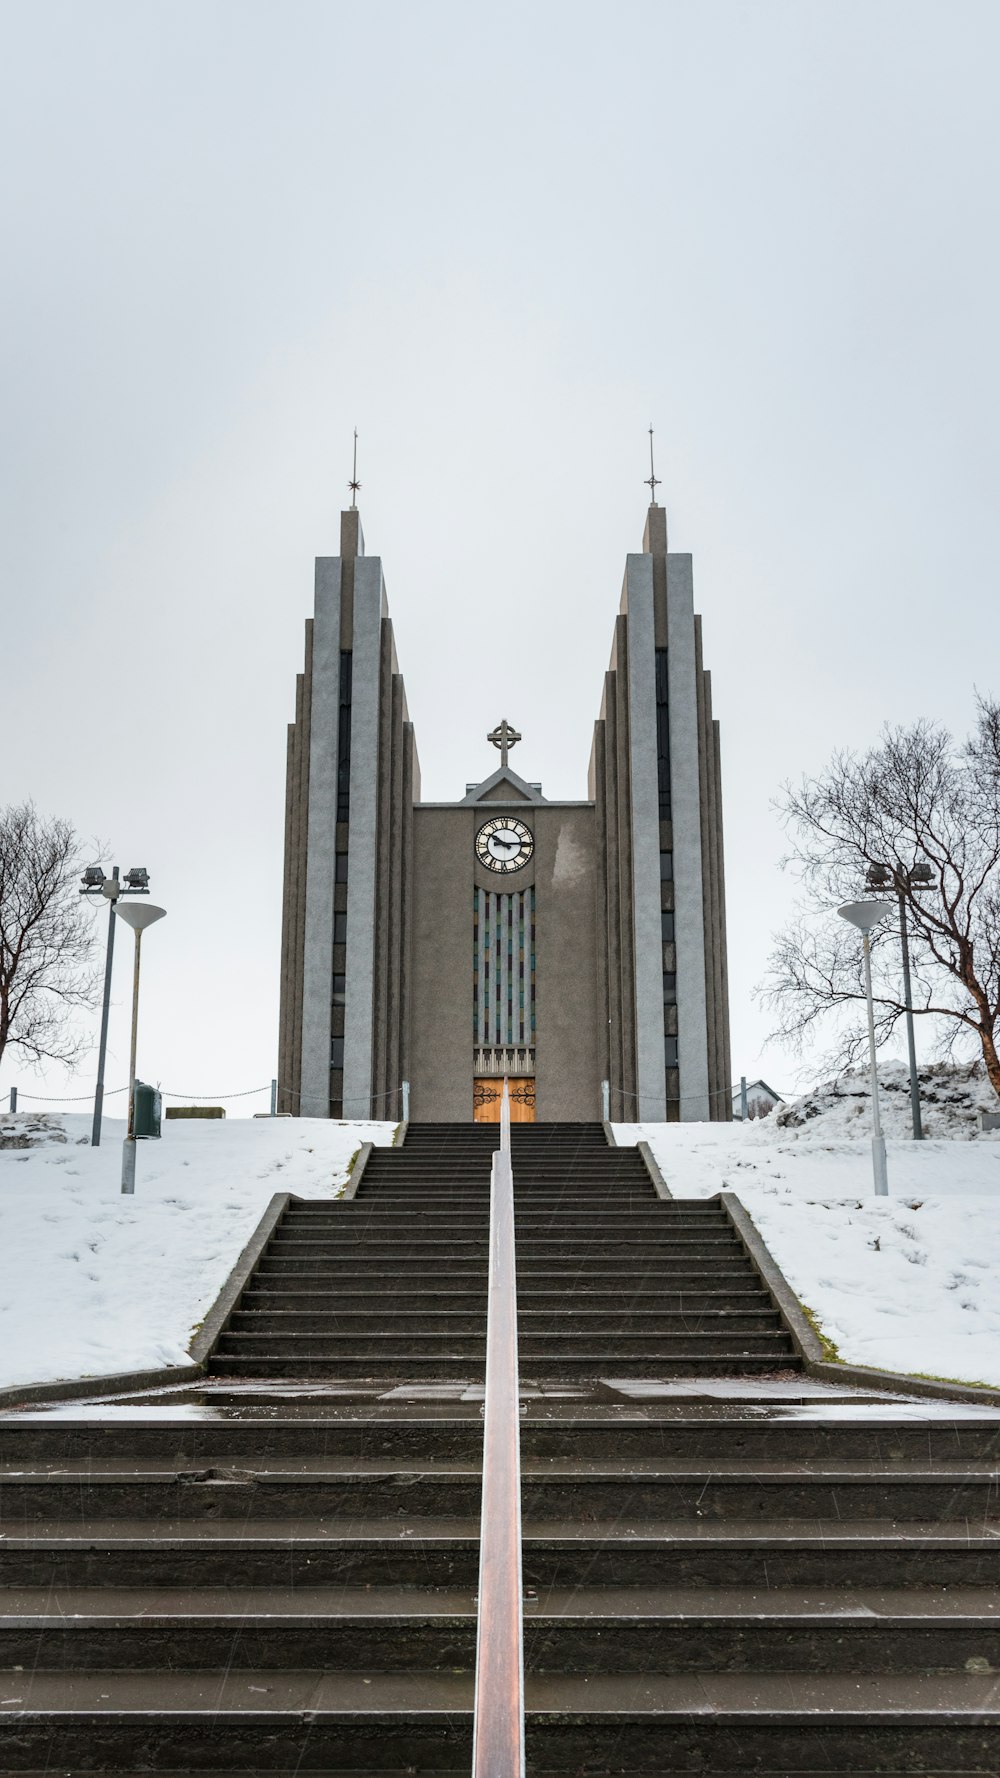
[133, 1080, 162, 1139]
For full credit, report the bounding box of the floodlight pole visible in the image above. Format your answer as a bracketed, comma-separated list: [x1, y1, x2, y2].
[860, 929, 889, 1196]
[897, 890, 923, 1142]
[92, 868, 120, 1149]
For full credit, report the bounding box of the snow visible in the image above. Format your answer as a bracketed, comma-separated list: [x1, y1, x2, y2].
[3, 1060, 1000, 1399]
[0, 1112, 395, 1391]
[616, 1063, 1000, 1391]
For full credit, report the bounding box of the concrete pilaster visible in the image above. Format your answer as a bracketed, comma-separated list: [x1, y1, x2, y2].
[301, 561, 343, 1118]
[342, 555, 385, 1117]
[666, 554, 711, 1120]
[625, 554, 668, 1123]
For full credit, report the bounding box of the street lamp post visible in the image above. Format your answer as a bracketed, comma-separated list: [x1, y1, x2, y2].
[80, 865, 151, 1147]
[838, 900, 892, 1196]
[114, 901, 166, 1195]
[866, 861, 934, 1141]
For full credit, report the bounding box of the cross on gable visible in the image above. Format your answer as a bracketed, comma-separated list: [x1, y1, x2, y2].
[487, 719, 522, 771]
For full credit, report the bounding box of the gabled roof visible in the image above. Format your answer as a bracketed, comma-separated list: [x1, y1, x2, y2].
[459, 766, 547, 806]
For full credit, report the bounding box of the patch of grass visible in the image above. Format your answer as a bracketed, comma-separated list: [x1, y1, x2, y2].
[335, 1146, 362, 1198]
[800, 1302, 842, 1362]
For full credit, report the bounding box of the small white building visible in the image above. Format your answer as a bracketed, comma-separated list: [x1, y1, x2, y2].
[732, 1078, 784, 1120]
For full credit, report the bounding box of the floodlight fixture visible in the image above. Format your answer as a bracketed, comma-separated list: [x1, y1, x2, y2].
[124, 867, 150, 890]
[81, 865, 105, 889]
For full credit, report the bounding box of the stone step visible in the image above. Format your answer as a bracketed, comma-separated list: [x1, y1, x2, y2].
[214, 1330, 792, 1359]
[238, 1291, 772, 1316]
[228, 1311, 782, 1337]
[210, 1353, 799, 1379]
[6, 1415, 999, 1465]
[5, 1517, 999, 1590]
[251, 1265, 756, 1287]
[287, 1207, 718, 1223]
[46, 1457, 1000, 1529]
[265, 1236, 742, 1255]
[1, 1666, 996, 1771]
[6, 1582, 999, 1674]
[44, 1459, 1000, 1527]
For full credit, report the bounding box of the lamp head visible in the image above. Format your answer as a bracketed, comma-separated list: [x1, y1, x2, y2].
[114, 902, 166, 934]
[838, 900, 891, 934]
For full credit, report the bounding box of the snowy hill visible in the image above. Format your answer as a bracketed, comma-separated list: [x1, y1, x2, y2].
[618, 1062, 1000, 1391]
[0, 1113, 396, 1392]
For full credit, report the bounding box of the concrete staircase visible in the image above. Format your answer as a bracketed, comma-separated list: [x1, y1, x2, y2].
[1, 1120, 999, 1773]
[212, 1121, 800, 1378]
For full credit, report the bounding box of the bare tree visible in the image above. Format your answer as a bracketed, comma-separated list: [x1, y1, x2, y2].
[759, 697, 1000, 1102]
[0, 804, 98, 1072]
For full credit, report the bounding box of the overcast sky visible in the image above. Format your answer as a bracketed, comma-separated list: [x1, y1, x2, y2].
[2, 0, 997, 1117]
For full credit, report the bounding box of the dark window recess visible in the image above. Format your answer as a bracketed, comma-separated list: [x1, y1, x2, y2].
[664, 1035, 679, 1067]
[334, 912, 348, 944]
[331, 1036, 345, 1068]
[663, 973, 677, 1004]
[336, 651, 353, 821]
[661, 909, 675, 942]
[660, 850, 673, 880]
[332, 974, 346, 1006]
[655, 648, 671, 818]
[335, 851, 349, 883]
[331, 1005, 345, 1038]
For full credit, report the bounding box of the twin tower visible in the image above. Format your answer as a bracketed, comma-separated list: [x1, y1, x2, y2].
[278, 502, 732, 1125]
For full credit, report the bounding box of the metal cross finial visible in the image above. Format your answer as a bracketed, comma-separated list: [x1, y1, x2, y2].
[348, 428, 361, 509]
[645, 424, 661, 504]
[487, 718, 522, 771]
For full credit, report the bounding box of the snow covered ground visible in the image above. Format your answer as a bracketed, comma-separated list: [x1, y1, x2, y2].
[2, 1061, 999, 1397]
[0, 1113, 395, 1391]
[616, 1063, 1000, 1390]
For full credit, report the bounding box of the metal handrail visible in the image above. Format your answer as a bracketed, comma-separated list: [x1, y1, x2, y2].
[472, 1076, 525, 1777]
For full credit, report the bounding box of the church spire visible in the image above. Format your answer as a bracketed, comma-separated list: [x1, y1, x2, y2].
[645, 423, 661, 506]
[341, 430, 365, 558]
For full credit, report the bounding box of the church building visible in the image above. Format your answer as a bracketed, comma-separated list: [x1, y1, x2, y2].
[277, 497, 731, 1124]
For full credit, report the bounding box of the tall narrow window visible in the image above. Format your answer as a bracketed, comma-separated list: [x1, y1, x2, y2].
[336, 652, 352, 822]
[655, 648, 671, 820]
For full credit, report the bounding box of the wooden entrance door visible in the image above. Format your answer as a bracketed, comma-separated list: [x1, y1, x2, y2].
[473, 1078, 536, 1124]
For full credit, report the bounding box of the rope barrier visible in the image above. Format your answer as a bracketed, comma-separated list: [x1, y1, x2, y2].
[12, 1086, 128, 1102]
[10, 1076, 737, 1113]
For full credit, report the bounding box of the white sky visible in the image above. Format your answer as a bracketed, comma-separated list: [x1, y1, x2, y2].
[2, 0, 998, 1116]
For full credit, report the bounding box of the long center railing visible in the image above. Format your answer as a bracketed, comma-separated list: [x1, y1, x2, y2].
[471, 1077, 525, 1777]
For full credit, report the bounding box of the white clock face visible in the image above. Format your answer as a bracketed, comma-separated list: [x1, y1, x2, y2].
[476, 816, 534, 874]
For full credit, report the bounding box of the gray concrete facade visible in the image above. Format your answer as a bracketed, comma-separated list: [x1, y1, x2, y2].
[665, 553, 711, 1120]
[623, 553, 668, 1122]
[299, 557, 342, 1118]
[342, 556, 385, 1117]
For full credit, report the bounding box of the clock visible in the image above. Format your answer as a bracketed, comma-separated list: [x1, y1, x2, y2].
[476, 816, 534, 874]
